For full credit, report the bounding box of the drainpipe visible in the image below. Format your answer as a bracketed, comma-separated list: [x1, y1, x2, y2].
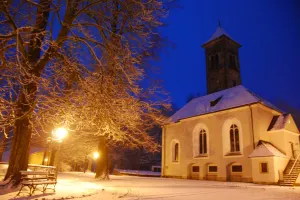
[249, 105, 256, 149]
[161, 126, 165, 177]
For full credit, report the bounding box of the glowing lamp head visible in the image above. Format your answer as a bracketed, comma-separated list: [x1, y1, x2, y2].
[44, 158, 48, 162]
[93, 152, 99, 159]
[53, 127, 68, 141]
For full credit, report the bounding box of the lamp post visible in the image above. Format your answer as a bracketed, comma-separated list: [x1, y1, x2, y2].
[92, 151, 100, 173]
[47, 127, 68, 166]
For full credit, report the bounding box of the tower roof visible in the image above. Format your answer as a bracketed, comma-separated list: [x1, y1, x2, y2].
[202, 25, 240, 47]
[208, 26, 231, 42]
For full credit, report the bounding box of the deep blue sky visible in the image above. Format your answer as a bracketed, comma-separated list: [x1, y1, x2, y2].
[155, 0, 300, 109]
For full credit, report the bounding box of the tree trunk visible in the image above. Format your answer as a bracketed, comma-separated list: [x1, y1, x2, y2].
[0, 135, 7, 161]
[49, 149, 57, 166]
[2, 0, 76, 186]
[3, 0, 51, 185]
[42, 148, 48, 165]
[95, 136, 109, 180]
[4, 117, 32, 185]
[4, 80, 37, 185]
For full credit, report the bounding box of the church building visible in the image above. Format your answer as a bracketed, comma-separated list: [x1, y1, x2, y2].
[161, 24, 300, 186]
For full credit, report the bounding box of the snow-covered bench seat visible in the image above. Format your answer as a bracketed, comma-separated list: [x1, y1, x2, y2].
[17, 169, 57, 196]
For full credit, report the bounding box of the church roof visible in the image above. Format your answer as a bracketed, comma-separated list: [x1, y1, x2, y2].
[169, 85, 282, 123]
[267, 114, 290, 131]
[249, 141, 287, 158]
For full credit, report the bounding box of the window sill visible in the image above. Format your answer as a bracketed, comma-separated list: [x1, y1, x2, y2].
[194, 154, 208, 158]
[225, 152, 242, 156]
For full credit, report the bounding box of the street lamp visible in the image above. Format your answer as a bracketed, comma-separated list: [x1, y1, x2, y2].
[93, 152, 99, 159]
[52, 127, 68, 142]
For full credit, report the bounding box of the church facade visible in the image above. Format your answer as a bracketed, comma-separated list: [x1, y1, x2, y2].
[161, 25, 300, 186]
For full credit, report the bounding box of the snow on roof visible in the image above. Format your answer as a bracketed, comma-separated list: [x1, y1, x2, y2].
[268, 114, 290, 131]
[169, 85, 282, 123]
[203, 26, 238, 45]
[249, 141, 287, 158]
[209, 26, 230, 41]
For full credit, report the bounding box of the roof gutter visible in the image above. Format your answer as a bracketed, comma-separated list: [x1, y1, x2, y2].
[161, 125, 166, 177]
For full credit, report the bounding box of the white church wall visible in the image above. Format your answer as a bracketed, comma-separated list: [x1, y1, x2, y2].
[251, 157, 276, 184]
[163, 106, 254, 181]
[282, 131, 300, 159]
[270, 130, 299, 159]
[251, 104, 278, 143]
[270, 131, 286, 155]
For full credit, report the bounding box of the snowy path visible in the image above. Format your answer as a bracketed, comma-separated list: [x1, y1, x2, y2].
[1, 172, 300, 200]
[65, 172, 300, 200]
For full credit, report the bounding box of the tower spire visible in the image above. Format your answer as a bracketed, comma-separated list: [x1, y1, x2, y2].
[218, 19, 221, 27]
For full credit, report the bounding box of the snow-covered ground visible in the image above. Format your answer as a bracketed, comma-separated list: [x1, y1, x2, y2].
[1, 172, 300, 200]
[0, 172, 116, 200]
[115, 169, 160, 177]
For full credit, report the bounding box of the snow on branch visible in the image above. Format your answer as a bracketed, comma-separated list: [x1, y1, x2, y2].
[0, 0, 170, 156]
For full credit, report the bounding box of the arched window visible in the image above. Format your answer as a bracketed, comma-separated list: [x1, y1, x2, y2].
[192, 123, 209, 157]
[199, 129, 207, 154]
[230, 124, 240, 152]
[174, 143, 179, 162]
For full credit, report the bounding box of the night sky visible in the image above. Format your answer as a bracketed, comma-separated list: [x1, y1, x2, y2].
[155, 0, 300, 110]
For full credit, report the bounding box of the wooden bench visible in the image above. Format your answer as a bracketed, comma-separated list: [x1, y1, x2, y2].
[17, 169, 57, 196]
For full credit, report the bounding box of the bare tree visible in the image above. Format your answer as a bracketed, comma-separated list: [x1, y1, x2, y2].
[0, 0, 170, 184]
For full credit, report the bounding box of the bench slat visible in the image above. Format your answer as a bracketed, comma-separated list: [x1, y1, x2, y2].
[22, 181, 57, 185]
[23, 177, 48, 180]
[20, 171, 48, 175]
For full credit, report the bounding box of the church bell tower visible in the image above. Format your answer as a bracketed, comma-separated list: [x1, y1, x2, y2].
[202, 23, 242, 94]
